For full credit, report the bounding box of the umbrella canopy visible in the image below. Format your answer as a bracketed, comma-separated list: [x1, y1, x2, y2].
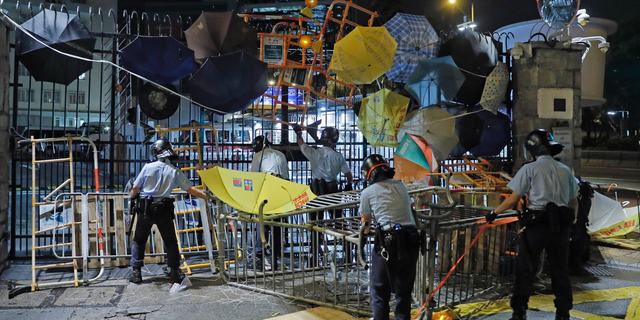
[185, 11, 258, 61]
[398, 106, 458, 161]
[451, 111, 484, 157]
[479, 61, 509, 114]
[356, 89, 410, 147]
[189, 50, 268, 114]
[467, 110, 511, 157]
[16, 9, 96, 85]
[198, 167, 316, 214]
[588, 192, 638, 238]
[438, 29, 499, 106]
[393, 133, 439, 185]
[120, 36, 197, 85]
[405, 56, 465, 107]
[330, 26, 397, 85]
[384, 13, 440, 83]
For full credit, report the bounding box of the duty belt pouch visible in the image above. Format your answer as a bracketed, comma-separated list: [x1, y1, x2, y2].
[394, 226, 407, 260]
[546, 202, 561, 233]
[519, 209, 545, 228]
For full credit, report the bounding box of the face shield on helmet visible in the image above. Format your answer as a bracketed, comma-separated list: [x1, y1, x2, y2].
[151, 138, 179, 161]
[317, 127, 340, 146]
[361, 154, 395, 185]
[252, 135, 269, 153]
[524, 129, 564, 159]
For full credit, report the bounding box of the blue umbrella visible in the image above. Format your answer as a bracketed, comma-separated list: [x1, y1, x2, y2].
[406, 56, 466, 107]
[468, 110, 511, 157]
[189, 50, 268, 114]
[120, 36, 197, 85]
[384, 13, 440, 83]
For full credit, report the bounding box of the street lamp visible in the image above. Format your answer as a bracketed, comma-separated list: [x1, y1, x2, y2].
[448, 0, 474, 25]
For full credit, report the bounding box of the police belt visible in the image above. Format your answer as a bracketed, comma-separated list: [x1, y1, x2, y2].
[520, 203, 574, 232]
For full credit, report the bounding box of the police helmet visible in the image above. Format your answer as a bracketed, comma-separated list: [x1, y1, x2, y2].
[151, 138, 179, 160]
[361, 154, 395, 185]
[317, 127, 340, 145]
[252, 135, 270, 153]
[524, 129, 563, 157]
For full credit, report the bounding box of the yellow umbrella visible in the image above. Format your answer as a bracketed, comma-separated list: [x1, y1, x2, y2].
[356, 88, 410, 147]
[330, 26, 398, 85]
[198, 167, 316, 214]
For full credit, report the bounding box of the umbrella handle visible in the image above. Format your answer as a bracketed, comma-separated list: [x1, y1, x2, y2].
[258, 200, 270, 251]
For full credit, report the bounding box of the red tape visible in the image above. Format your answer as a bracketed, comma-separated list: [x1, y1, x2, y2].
[412, 217, 518, 319]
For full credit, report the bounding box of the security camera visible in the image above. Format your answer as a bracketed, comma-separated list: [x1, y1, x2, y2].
[599, 42, 610, 53]
[577, 9, 590, 26]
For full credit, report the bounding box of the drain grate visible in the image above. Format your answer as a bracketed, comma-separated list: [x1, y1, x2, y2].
[584, 265, 613, 277]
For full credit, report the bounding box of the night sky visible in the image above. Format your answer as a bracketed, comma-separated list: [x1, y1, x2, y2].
[401, 0, 640, 32]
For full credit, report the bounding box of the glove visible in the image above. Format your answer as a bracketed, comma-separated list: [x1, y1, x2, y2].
[485, 210, 497, 224]
[343, 183, 353, 192]
[292, 124, 303, 135]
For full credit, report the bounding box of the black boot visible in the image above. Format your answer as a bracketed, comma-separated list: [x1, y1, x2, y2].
[556, 310, 570, 320]
[509, 307, 526, 320]
[129, 267, 142, 284]
[169, 267, 185, 285]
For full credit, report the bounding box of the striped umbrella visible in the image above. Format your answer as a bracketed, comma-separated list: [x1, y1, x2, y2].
[384, 13, 440, 83]
[393, 133, 439, 186]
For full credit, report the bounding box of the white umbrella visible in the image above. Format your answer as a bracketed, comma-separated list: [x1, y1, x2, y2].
[588, 192, 639, 238]
[398, 106, 458, 161]
[479, 61, 509, 114]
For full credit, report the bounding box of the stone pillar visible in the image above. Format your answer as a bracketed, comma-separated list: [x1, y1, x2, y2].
[511, 41, 584, 176]
[0, 21, 10, 273]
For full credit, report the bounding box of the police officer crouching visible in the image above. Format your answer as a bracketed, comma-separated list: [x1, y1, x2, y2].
[360, 155, 420, 320]
[487, 129, 579, 320]
[129, 138, 210, 285]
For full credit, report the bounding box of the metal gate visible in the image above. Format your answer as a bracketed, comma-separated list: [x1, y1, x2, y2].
[6, 2, 515, 260]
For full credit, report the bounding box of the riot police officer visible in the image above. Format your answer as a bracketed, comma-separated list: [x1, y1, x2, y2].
[250, 135, 288, 270]
[294, 125, 353, 205]
[360, 154, 419, 320]
[129, 138, 210, 285]
[251, 135, 289, 179]
[487, 129, 579, 320]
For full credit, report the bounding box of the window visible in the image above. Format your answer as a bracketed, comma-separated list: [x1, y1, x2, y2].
[54, 117, 62, 127]
[18, 64, 30, 76]
[43, 91, 61, 104]
[67, 118, 76, 127]
[17, 89, 35, 102]
[68, 92, 86, 104]
[78, 73, 87, 80]
[78, 117, 87, 126]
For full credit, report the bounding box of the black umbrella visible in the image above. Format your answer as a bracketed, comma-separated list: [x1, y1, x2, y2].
[185, 12, 258, 61]
[16, 9, 96, 86]
[189, 51, 268, 114]
[438, 29, 499, 106]
[451, 111, 484, 157]
[139, 83, 180, 120]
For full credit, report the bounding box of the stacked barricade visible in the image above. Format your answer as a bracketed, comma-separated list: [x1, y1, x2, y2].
[214, 184, 519, 318]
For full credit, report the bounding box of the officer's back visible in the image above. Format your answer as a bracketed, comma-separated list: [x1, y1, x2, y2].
[135, 160, 191, 198]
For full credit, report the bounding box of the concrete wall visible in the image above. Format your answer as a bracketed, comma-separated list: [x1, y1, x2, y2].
[512, 41, 584, 175]
[0, 21, 9, 273]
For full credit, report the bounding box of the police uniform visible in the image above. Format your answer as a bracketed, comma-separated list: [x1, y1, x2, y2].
[360, 155, 419, 320]
[250, 136, 289, 270]
[489, 129, 579, 320]
[129, 139, 206, 284]
[251, 148, 289, 180]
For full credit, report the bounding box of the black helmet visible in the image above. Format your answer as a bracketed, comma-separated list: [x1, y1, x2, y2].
[252, 135, 270, 153]
[525, 129, 563, 157]
[361, 154, 395, 185]
[151, 138, 179, 160]
[318, 127, 340, 145]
